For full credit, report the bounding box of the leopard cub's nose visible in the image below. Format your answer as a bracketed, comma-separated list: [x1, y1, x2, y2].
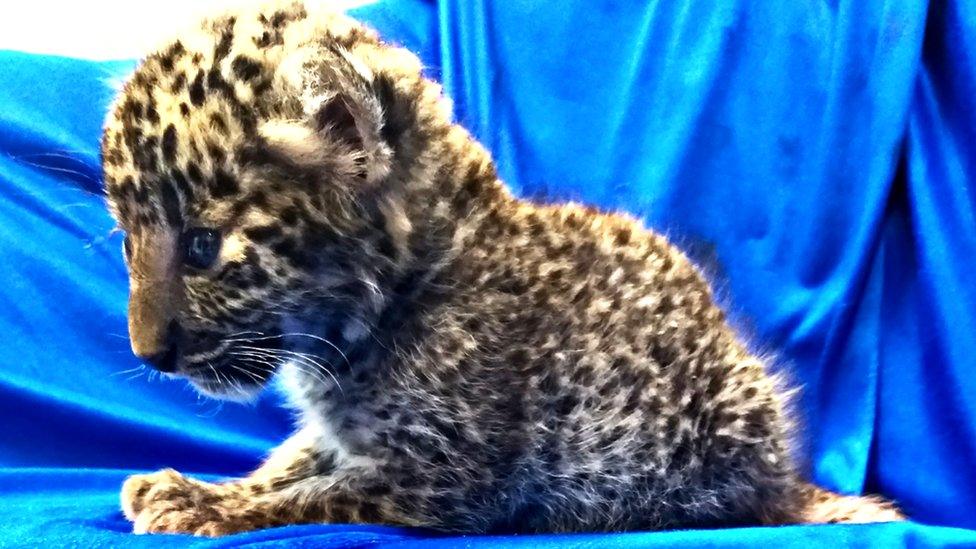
[133, 321, 182, 373]
[142, 346, 179, 373]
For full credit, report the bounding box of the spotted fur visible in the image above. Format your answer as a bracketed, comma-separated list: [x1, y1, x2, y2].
[102, 1, 904, 536]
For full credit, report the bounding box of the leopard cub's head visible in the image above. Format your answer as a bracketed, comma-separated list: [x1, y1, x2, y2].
[101, 3, 437, 399]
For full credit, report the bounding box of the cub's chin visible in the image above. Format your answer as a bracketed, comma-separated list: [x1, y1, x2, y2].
[183, 358, 275, 402]
[188, 375, 266, 402]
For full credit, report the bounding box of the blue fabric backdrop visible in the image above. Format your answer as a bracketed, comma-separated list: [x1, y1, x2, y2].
[1, 0, 974, 546]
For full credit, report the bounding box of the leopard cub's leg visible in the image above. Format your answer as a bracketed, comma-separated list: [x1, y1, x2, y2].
[122, 429, 325, 536]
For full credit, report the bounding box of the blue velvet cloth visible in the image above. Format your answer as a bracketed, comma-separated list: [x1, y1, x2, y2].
[0, 0, 973, 546]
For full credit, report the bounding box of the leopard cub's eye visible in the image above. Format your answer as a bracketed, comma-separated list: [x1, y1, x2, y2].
[122, 235, 132, 260]
[182, 228, 222, 270]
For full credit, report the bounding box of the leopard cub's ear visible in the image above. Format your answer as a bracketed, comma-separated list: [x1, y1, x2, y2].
[312, 91, 393, 184]
[255, 90, 393, 187]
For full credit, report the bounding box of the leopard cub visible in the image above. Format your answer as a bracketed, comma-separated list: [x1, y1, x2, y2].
[102, 0, 903, 536]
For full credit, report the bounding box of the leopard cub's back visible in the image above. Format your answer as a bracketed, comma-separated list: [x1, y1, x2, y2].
[340, 195, 800, 531]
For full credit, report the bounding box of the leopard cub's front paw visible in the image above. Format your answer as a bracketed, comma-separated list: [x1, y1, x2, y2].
[121, 469, 227, 535]
[121, 468, 191, 520]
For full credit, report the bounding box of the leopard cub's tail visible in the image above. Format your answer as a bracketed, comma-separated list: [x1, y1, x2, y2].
[791, 482, 905, 524]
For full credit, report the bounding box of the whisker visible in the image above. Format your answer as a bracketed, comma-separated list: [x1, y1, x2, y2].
[12, 158, 102, 185]
[224, 330, 266, 339]
[111, 364, 144, 377]
[14, 151, 94, 163]
[228, 351, 279, 374]
[225, 332, 351, 369]
[230, 361, 266, 384]
[235, 345, 337, 371]
[206, 362, 221, 386]
[196, 400, 224, 418]
[124, 365, 147, 382]
[281, 360, 334, 389]
[235, 346, 341, 392]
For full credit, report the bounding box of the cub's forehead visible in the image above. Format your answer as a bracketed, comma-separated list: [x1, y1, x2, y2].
[100, 2, 375, 232]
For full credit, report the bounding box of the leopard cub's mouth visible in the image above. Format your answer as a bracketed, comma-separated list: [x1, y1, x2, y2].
[184, 367, 268, 401]
[174, 339, 281, 400]
[174, 332, 342, 401]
